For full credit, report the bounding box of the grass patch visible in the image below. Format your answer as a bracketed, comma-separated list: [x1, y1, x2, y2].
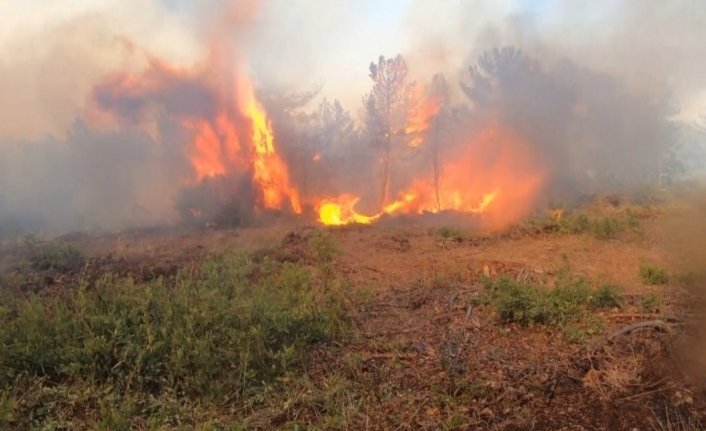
[0, 250, 355, 429]
[640, 263, 670, 285]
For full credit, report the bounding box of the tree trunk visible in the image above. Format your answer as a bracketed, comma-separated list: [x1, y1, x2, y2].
[380, 136, 391, 211]
[380, 91, 392, 211]
[433, 128, 441, 211]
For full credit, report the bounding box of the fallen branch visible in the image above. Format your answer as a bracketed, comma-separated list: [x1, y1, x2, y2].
[465, 305, 474, 321]
[607, 313, 685, 323]
[606, 320, 675, 342]
[363, 353, 416, 362]
[448, 287, 479, 310]
[589, 320, 681, 354]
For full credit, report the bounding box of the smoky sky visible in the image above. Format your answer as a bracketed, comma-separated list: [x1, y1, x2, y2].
[1, 0, 705, 236]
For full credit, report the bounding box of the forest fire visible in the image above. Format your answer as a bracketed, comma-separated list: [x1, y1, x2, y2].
[93, 47, 545, 231]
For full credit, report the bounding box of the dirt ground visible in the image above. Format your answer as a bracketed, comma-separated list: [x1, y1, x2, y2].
[4, 204, 705, 430]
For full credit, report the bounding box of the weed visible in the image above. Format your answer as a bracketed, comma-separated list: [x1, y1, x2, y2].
[592, 216, 623, 239]
[428, 272, 453, 290]
[640, 263, 670, 285]
[308, 230, 342, 264]
[482, 275, 613, 328]
[438, 226, 463, 241]
[563, 326, 586, 344]
[522, 212, 553, 232]
[0, 392, 13, 426]
[626, 208, 640, 229]
[641, 294, 662, 313]
[308, 230, 343, 287]
[591, 284, 622, 309]
[558, 212, 592, 234]
[563, 316, 606, 345]
[20, 235, 85, 272]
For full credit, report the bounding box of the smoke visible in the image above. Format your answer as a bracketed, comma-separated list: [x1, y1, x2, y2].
[403, 0, 706, 113]
[399, 0, 706, 203]
[1, 0, 705, 236]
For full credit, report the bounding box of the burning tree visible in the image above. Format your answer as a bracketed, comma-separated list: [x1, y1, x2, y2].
[425, 74, 451, 211]
[364, 55, 413, 210]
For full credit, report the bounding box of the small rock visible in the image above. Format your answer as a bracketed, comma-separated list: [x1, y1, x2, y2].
[481, 408, 494, 418]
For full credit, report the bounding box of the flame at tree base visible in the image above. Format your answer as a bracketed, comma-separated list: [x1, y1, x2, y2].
[315, 123, 545, 229]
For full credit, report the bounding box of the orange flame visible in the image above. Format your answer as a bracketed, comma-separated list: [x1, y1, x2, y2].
[317, 194, 417, 226]
[405, 84, 441, 147]
[237, 79, 301, 213]
[92, 46, 301, 215]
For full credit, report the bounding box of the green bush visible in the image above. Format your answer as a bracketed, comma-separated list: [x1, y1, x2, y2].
[0, 251, 353, 428]
[438, 226, 463, 241]
[591, 284, 622, 309]
[20, 235, 85, 272]
[558, 212, 591, 234]
[592, 216, 623, 239]
[640, 263, 670, 285]
[641, 294, 662, 313]
[553, 211, 628, 240]
[482, 275, 616, 327]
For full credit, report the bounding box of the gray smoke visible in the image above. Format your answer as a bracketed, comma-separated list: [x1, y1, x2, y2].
[1, 0, 705, 237]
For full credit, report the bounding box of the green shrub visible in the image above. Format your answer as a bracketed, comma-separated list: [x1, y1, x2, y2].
[641, 294, 662, 313]
[592, 216, 623, 239]
[308, 230, 342, 264]
[558, 212, 591, 234]
[555, 212, 626, 239]
[0, 250, 353, 427]
[591, 284, 622, 309]
[308, 230, 343, 287]
[438, 226, 463, 241]
[482, 275, 616, 327]
[20, 235, 85, 272]
[625, 208, 640, 229]
[640, 263, 670, 285]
